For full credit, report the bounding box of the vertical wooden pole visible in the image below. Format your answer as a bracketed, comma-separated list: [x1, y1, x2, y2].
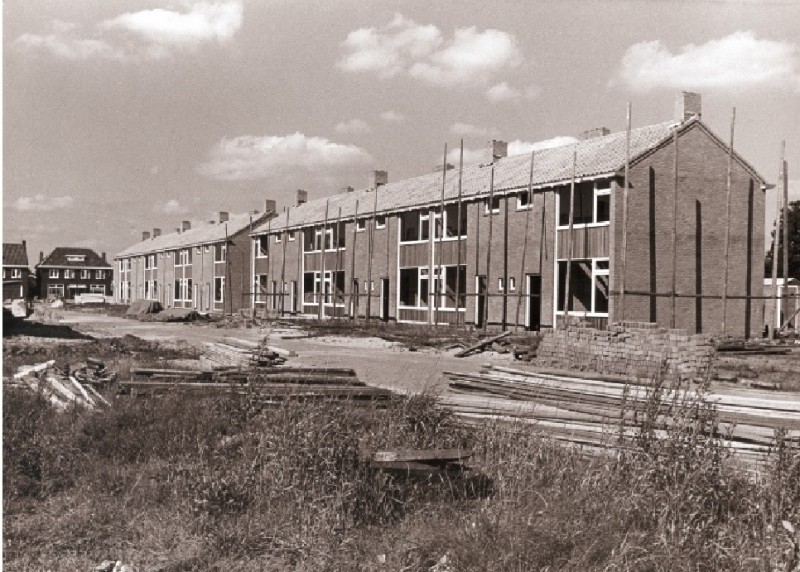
[279, 208, 289, 317]
[225, 223, 231, 316]
[484, 166, 495, 330]
[319, 200, 329, 320]
[333, 206, 343, 319]
[619, 102, 631, 322]
[781, 142, 789, 332]
[455, 140, 464, 326]
[436, 143, 447, 326]
[515, 151, 535, 329]
[366, 187, 378, 322]
[770, 153, 781, 337]
[502, 192, 509, 331]
[562, 147, 577, 329]
[348, 200, 360, 320]
[670, 126, 679, 329]
[721, 108, 736, 335]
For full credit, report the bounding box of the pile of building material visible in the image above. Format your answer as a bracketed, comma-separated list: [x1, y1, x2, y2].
[442, 364, 800, 464]
[364, 448, 473, 475]
[202, 337, 294, 368]
[5, 360, 112, 410]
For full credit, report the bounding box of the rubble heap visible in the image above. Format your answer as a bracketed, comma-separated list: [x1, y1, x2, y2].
[6, 359, 113, 410]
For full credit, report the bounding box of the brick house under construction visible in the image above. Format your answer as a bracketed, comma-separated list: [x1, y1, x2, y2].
[114, 207, 275, 313]
[252, 93, 767, 338]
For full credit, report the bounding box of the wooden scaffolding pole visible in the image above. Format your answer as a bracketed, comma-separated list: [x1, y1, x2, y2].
[781, 142, 789, 332]
[455, 140, 464, 327]
[670, 126, 679, 329]
[279, 208, 289, 317]
[435, 143, 447, 326]
[721, 107, 736, 335]
[348, 199, 360, 320]
[318, 199, 329, 320]
[366, 186, 378, 322]
[619, 102, 632, 321]
[769, 150, 782, 338]
[483, 166, 496, 329]
[514, 151, 535, 330]
[562, 147, 577, 330]
[333, 206, 342, 319]
[225, 223, 232, 316]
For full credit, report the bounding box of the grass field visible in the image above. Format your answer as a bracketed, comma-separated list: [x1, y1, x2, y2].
[4, 375, 800, 572]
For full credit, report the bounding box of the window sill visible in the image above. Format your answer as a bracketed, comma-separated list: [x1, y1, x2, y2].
[556, 221, 610, 230]
[555, 311, 609, 318]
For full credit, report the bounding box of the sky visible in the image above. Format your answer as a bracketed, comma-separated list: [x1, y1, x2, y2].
[3, 0, 800, 262]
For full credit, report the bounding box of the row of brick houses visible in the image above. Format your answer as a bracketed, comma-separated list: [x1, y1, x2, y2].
[114, 210, 275, 313]
[115, 94, 771, 337]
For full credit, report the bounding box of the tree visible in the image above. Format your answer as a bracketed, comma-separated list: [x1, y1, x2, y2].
[765, 199, 800, 280]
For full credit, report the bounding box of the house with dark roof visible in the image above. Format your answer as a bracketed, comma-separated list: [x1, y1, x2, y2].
[3, 241, 31, 301]
[36, 247, 113, 300]
[114, 205, 276, 313]
[252, 93, 768, 338]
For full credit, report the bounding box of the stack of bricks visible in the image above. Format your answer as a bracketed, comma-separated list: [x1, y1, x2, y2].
[534, 321, 716, 382]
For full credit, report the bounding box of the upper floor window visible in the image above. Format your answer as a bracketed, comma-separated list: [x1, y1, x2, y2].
[485, 196, 501, 215]
[256, 235, 269, 257]
[288, 230, 296, 241]
[304, 222, 345, 252]
[66, 254, 86, 263]
[558, 180, 611, 227]
[517, 191, 532, 210]
[275, 234, 282, 243]
[10, 269, 22, 279]
[356, 219, 367, 232]
[81, 270, 90, 279]
[214, 243, 227, 262]
[96, 270, 107, 279]
[65, 270, 76, 279]
[375, 216, 386, 229]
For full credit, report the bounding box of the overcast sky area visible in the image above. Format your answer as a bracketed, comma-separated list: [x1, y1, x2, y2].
[3, 0, 800, 261]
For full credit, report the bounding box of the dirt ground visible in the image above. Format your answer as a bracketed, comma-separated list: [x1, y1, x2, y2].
[4, 308, 512, 394]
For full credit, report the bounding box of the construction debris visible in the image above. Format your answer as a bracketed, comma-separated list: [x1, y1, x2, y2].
[442, 364, 800, 464]
[202, 337, 295, 368]
[364, 448, 473, 475]
[6, 359, 113, 410]
[454, 331, 512, 357]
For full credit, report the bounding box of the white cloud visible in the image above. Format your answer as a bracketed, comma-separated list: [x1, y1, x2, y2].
[507, 136, 579, 155]
[334, 119, 372, 134]
[197, 132, 373, 181]
[103, 2, 242, 48]
[486, 81, 521, 103]
[445, 135, 578, 166]
[15, 2, 242, 61]
[338, 14, 521, 87]
[446, 147, 488, 166]
[449, 122, 499, 137]
[380, 110, 405, 123]
[616, 31, 800, 91]
[14, 22, 124, 61]
[13, 194, 75, 212]
[155, 199, 189, 214]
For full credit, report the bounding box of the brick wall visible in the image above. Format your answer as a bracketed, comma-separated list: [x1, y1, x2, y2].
[535, 321, 716, 381]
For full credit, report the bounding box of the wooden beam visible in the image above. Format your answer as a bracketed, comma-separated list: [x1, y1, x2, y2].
[619, 102, 631, 321]
[721, 107, 736, 335]
[562, 147, 578, 329]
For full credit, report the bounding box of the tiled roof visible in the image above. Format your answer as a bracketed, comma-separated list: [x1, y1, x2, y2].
[3, 243, 29, 267]
[115, 212, 271, 258]
[38, 247, 111, 269]
[257, 118, 766, 233]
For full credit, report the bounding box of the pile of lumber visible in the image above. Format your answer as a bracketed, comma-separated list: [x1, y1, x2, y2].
[363, 448, 472, 476]
[5, 360, 111, 410]
[202, 337, 294, 368]
[442, 365, 800, 464]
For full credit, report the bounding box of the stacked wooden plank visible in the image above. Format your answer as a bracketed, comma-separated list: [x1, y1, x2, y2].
[5, 360, 112, 411]
[364, 449, 472, 475]
[121, 380, 393, 401]
[203, 337, 296, 368]
[443, 365, 800, 463]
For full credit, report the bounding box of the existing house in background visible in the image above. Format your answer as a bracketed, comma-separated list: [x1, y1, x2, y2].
[114, 205, 276, 314]
[3, 241, 31, 301]
[35, 247, 113, 300]
[252, 93, 768, 338]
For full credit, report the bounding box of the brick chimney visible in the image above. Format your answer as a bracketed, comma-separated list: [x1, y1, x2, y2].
[182, 220, 191, 231]
[264, 199, 276, 213]
[341, 185, 354, 193]
[101, 252, 106, 262]
[491, 140, 508, 161]
[676, 91, 702, 122]
[296, 189, 308, 206]
[434, 163, 455, 173]
[579, 127, 610, 140]
[152, 228, 161, 238]
[218, 211, 229, 223]
[142, 231, 151, 241]
[39, 251, 43, 263]
[371, 170, 388, 189]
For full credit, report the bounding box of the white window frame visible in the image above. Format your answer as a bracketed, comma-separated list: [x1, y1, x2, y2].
[65, 269, 76, 279]
[96, 270, 107, 279]
[214, 276, 225, 303]
[509, 277, 517, 292]
[555, 257, 610, 317]
[375, 216, 386, 229]
[10, 268, 22, 279]
[214, 244, 227, 263]
[288, 230, 296, 241]
[275, 234, 282, 244]
[356, 219, 367, 232]
[498, 278, 504, 291]
[66, 255, 86, 263]
[49, 269, 60, 279]
[516, 191, 532, 211]
[557, 180, 612, 230]
[256, 236, 269, 258]
[81, 269, 90, 279]
[484, 196, 501, 215]
[47, 284, 65, 297]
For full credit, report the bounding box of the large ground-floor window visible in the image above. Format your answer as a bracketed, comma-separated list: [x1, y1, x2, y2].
[303, 271, 345, 306]
[173, 278, 192, 302]
[214, 277, 225, 303]
[254, 274, 268, 304]
[399, 265, 466, 310]
[47, 284, 65, 297]
[556, 258, 609, 315]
